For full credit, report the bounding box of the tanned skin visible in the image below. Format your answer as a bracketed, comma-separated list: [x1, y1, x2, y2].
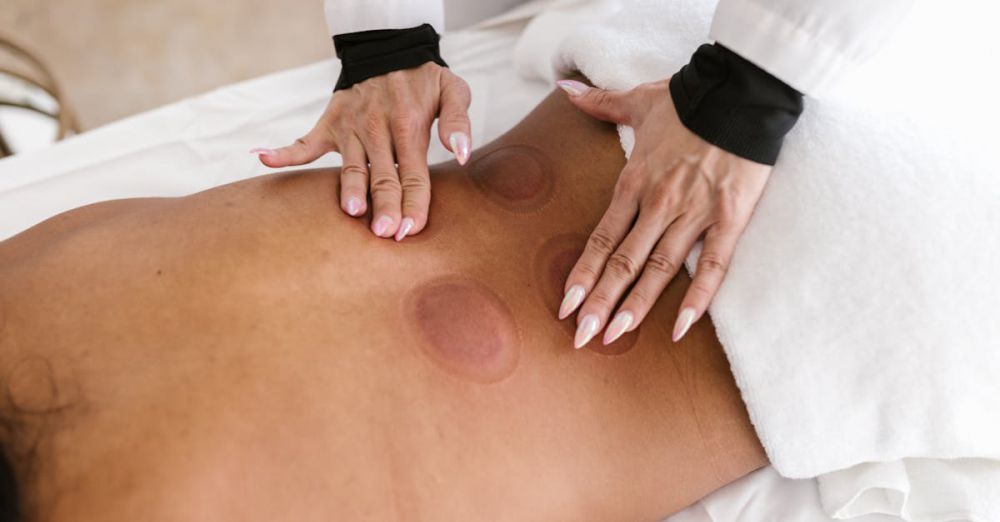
[0, 89, 766, 521]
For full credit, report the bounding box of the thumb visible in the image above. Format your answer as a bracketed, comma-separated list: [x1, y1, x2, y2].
[556, 80, 633, 125]
[255, 125, 333, 168]
[437, 71, 472, 165]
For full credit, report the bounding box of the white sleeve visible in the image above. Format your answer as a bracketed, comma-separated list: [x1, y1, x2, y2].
[709, 0, 914, 96]
[324, 0, 445, 37]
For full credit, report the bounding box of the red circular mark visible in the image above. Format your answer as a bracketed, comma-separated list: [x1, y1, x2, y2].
[533, 234, 639, 355]
[468, 145, 553, 212]
[406, 277, 520, 383]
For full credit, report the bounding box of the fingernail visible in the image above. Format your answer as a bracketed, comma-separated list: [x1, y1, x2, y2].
[373, 215, 392, 237]
[574, 314, 600, 349]
[449, 132, 470, 165]
[558, 284, 586, 320]
[603, 311, 634, 345]
[249, 147, 274, 156]
[556, 79, 589, 97]
[395, 217, 414, 241]
[346, 197, 362, 216]
[672, 307, 697, 342]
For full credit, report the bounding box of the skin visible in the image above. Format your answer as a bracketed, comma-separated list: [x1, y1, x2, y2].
[0, 89, 766, 521]
[256, 66, 769, 353]
[554, 80, 772, 347]
[254, 62, 472, 242]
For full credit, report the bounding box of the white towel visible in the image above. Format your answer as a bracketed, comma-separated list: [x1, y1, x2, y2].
[515, 0, 1000, 519]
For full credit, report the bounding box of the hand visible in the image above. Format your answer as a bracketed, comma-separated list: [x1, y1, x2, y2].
[252, 62, 472, 241]
[554, 79, 771, 348]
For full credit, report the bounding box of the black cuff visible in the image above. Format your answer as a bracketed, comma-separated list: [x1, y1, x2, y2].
[333, 23, 448, 91]
[669, 43, 803, 165]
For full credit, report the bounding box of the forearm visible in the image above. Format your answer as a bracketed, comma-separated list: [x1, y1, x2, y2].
[709, 0, 915, 96]
[670, 0, 914, 165]
[323, 0, 443, 36]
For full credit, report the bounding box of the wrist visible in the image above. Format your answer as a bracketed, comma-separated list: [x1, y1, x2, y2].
[333, 23, 448, 91]
[669, 43, 803, 166]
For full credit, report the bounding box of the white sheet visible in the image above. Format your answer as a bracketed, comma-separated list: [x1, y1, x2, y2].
[1, 3, 994, 521]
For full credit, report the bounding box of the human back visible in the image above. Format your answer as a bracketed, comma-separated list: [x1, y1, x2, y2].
[0, 90, 764, 521]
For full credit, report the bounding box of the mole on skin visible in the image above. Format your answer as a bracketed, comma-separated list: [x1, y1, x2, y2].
[534, 234, 639, 355]
[406, 277, 520, 383]
[467, 145, 554, 213]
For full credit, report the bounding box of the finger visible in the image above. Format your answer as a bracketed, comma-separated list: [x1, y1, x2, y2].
[575, 209, 674, 348]
[363, 122, 402, 238]
[673, 222, 743, 342]
[339, 135, 369, 217]
[560, 168, 641, 319]
[555, 79, 634, 125]
[605, 218, 701, 345]
[560, 174, 640, 343]
[392, 115, 431, 241]
[257, 124, 333, 168]
[437, 71, 472, 165]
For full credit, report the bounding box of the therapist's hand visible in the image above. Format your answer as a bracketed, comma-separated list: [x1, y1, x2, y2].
[555, 79, 771, 348]
[253, 62, 472, 241]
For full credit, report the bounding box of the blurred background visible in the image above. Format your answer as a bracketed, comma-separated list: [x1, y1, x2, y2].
[0, 0, 330, 154]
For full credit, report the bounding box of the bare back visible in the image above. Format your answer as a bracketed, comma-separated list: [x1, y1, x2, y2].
[0, 90, 765, 521]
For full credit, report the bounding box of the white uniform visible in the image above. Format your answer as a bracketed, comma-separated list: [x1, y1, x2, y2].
[322, 0, 914, 95]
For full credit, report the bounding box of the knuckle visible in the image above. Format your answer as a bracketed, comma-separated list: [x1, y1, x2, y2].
[586, 228, 618, 257]
[370, 175, 402, 198]
[687, 283, 714, 302]
[389, 112, 420, 137]
[648, 183, 675, 209]
[587, 289, 615, 307]
[605, 252, 639, 280]
[591, 90, 613, 107]
[341, 164, 368, 178]
[440, 110, 469, 127]
[399, 174, 430, 193]
[573, 261, 601, 279]
[628, 287, 656, 309]
[646, 251, 680, 277]
[716, 200, 744, 224]
[697, 252, 729, 275]
[614, 169, 642, 198]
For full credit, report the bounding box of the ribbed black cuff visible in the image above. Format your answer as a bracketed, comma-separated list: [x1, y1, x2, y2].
[333, 23, 448, 91]
[669, 43, 803, 166]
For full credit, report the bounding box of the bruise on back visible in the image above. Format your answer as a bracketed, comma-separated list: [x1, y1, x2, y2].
[467, 145, 554, 214]
[533, 234, 639, 355]
[404, 276, 520, 384]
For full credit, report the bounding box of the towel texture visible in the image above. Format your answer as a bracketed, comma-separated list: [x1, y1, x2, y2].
[516, 0, 1000, 519]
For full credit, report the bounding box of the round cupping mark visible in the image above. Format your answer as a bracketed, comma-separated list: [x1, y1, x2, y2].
[406, 277, 520, 383]
[467, 145, 554, 213]
[533, 234, 639, 356]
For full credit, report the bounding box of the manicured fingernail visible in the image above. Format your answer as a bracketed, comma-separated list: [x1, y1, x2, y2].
[346, 197, 362, 216]
[449, 132, 470, 165]
[672, 307, 697, 342]
[558, 284, 585, 320]
[373, 215, 392, 237]
[574, 314, 600, 349]
[395, 217, 414, 241]
[603, 311, 634, 345]
[556, 79, 589, 97]
[249, 147, 274, 156]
